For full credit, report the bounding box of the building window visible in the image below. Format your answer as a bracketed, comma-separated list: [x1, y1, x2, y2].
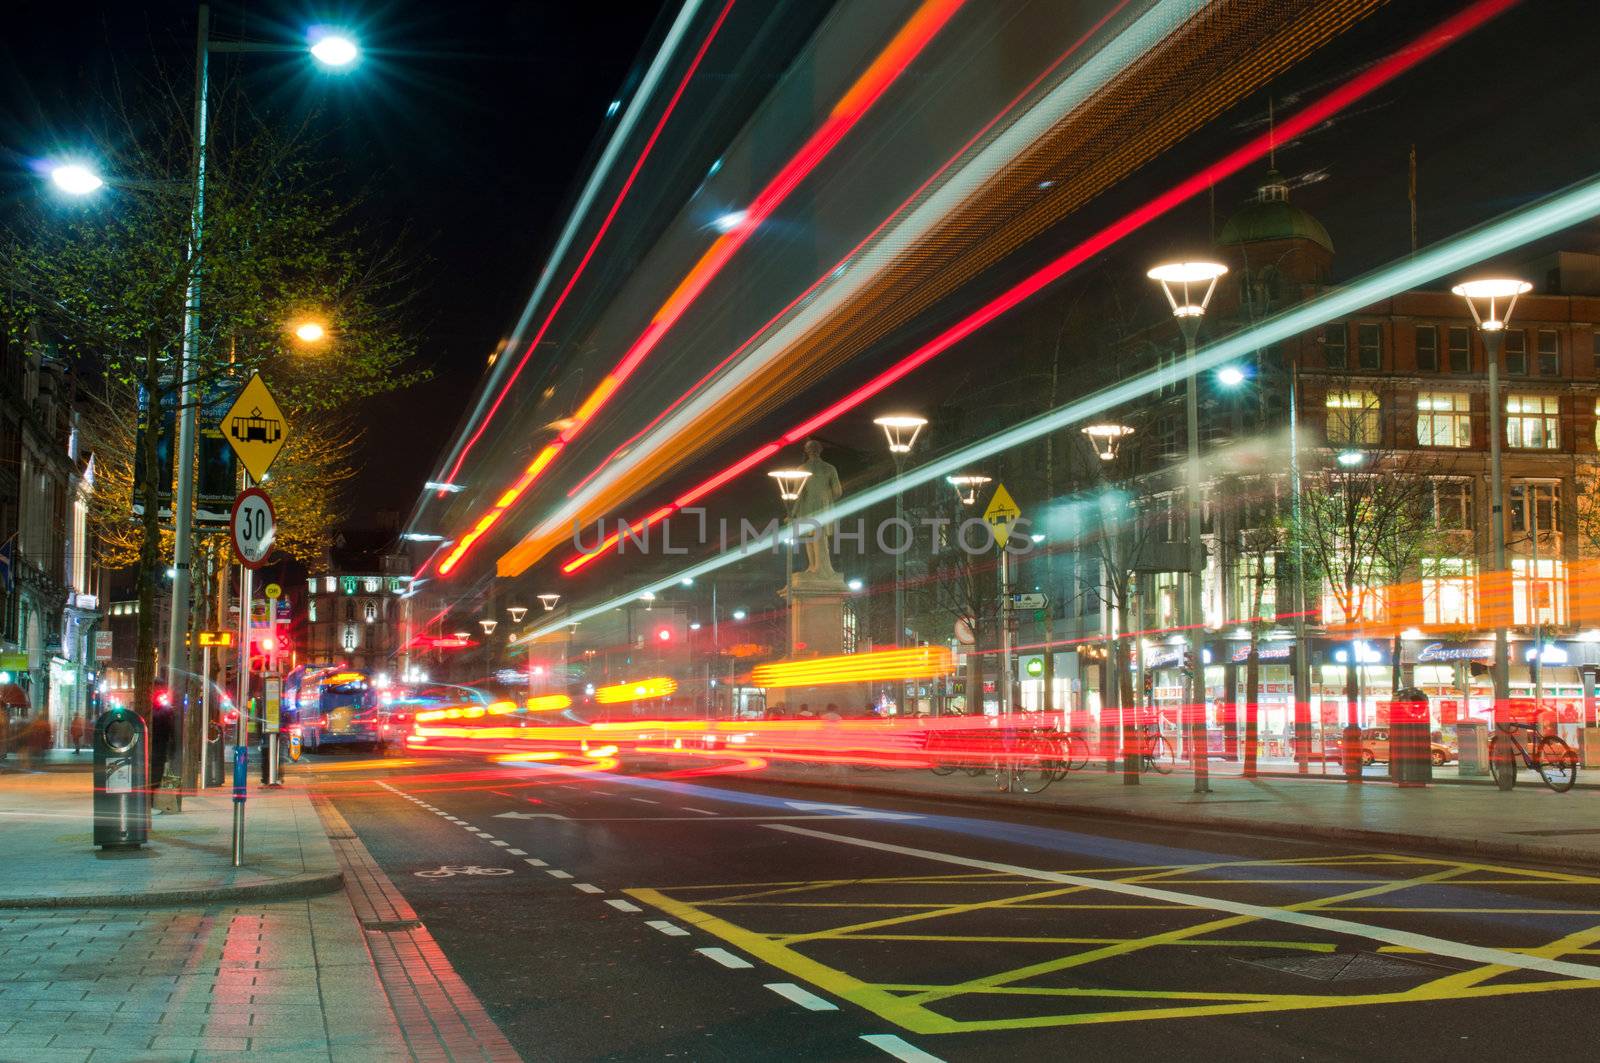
[1322, 324, 1348, 369]
[1512, 558, 1566, 626]
[1326, 390, 1380, 445]
[1321, 559, 1385, 625]
[363, 577, 381, 593]
[1503, 329, 1527, 375]
[1509, 481, 1561, 538]
[364, 600, 377, 623]
[307, 579, 318, 595]
[1592, 332, 1600, 373]
[342, 625, 358, 652]
[1447, 327, 1471, 373]
[1416, 391, 1471, 447]
[324, 576, 336, 593]
[1356, 323, 1382, 370]
[344, 600, 355, 622]
[308, 600, 317, 623]
[1506, 394, 1559, 449]
[1415, 325, 1438, 372]
[1236, 553, 1277, 621]
[340, 576, 357, 595]
[1537, 329, 1560, 376]
[1421, 558, 1475, 627]
[1428, 479, 1473, 530]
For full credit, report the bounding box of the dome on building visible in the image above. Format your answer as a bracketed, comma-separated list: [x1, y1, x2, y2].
[1217, 170, 1333, 254]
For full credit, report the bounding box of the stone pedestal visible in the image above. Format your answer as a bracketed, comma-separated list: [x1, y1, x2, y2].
[774, 572, 869, 714]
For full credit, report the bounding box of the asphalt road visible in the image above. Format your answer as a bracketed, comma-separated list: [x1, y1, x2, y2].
[307, 753, 1600, 1062]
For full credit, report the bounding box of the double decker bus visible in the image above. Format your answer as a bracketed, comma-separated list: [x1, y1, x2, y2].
[283, 666, 385, 752]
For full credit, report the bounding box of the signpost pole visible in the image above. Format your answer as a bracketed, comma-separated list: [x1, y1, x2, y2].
[198, 645, 210, 791]
[232, 557, 251, 867]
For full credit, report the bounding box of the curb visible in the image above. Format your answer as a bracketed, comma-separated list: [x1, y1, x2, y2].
[0, 869, 344, 910]
[743, 770, 1600, 874]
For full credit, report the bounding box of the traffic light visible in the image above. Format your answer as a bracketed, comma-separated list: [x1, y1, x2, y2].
[1182, 651, 1197, 678]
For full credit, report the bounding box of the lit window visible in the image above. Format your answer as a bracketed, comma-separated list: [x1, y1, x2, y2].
[1326, 390, 1380, 445]
[342, 625, 358, 651]
[1506, 394, 1559, 449]
[1321, 563, 1384, 625]
[308, 601, 317, 623]
[1322, 324, 1348, 369]
[324, 577, 336, 593]
[1356, 323, 1382, 370]
[1421, 558, 1475, 627]
[1504, 329, 1527, 375]
[1447, 327, 1471, 372]
[1416, 392, 1470, 448]
[1415, 325, 1438, 372]
[1429, 479, 1473, 530]
[307, 579, 318, 595]
[1537, 329, 1560, 376]
[364, 600, 377, 623]
[363, 577, 381, 593]
[1509, 481, 1561, 537]
[1512, 558, 1566, 626]
[1235, 553, 1277, 621]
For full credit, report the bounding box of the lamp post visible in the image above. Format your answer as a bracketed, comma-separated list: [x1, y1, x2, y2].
[1148, 259, 1227, 794]
[949, 475, 989, 713]
[874, 414, 927, 712]
[1452, 277, 1530, 717]
[1080, 422, 1138, 783]
[769, 468, 813, 657]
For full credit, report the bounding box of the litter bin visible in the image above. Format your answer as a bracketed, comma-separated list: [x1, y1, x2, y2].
[93, 707, 148, 850]
[259, 732, 283, 787]
[1389, 687, 1432, 787]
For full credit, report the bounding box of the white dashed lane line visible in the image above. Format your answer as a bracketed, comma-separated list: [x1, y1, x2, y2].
[646, 920, 690, 937]
[605, 899, 643, 913]
[764, 983, 838, 1012]
[573, 883, 604, 894]
[696, 947, 753, 969]
[680, 807, 718, 815]
[525, 858, 548, 867]
[546, 869, 574, 880]
[507, 848, 528, 856]
[860, 1034, 946, 1063]
[490, 840, 510, 847]
[629, 797, 659, 805]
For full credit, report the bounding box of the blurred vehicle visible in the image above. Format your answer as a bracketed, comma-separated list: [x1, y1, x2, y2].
[1335, 727, 1455, 767]
[284, 667, 383, 752]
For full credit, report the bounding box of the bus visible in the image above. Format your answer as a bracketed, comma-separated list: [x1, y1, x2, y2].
[283, 666, 385, 752]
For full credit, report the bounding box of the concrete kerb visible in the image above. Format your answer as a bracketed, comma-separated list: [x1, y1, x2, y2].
[739, 768, 1600, 875]
[0, 869, 344, 910]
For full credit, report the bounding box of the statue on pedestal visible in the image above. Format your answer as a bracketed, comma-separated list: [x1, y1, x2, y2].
[793, 439, 842, 579]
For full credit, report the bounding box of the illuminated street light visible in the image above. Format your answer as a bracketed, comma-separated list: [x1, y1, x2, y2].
[1453, 275, 1531, 710]
[292, 320, 327, 343]
[947, 474, 991, 505]
[309, 31, 360, 68]
[767, 468, 812, 501]
[872, 414, 928, 454]
[731, 609, 747, 621]
[1216, 365, 1247, 387]
[1149, 257, 1227, 795]
[538, 593, 561, 611]
[847, 578, 864, 592]
[1081, 423, 1134, 461]
[479, 619, 498, 635]
[506, 606, 527, 624]
[50, 163, 104, 196]
[1336, 449, 1365, 467]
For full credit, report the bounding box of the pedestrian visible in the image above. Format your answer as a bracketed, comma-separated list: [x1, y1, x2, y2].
[148, 698, 175, 792]
[822, 703, 841, 722]
[70, 712, 88, 754]
[796, 703, 815, 719]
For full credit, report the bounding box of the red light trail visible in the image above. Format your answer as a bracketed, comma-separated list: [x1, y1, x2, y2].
[434, 0, 967, 577]
[558, 0, 1516, 576]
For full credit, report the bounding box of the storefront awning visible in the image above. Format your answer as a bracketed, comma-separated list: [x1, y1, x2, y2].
[0, 683, 29, 709]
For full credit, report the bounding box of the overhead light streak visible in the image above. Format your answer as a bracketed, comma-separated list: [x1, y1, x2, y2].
[554, 0, 1504, 577]
[434, 0, 967, 577]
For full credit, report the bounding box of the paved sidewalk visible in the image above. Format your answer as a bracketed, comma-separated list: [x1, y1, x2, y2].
[0, 771, 340, 907]
[745, 758, 1600, 870]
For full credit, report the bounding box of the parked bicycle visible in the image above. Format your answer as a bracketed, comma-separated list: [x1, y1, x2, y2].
[1000, 729, 1090, 795]
[1135, 722, 1177, 775]
[1488, 721, 1577, 792]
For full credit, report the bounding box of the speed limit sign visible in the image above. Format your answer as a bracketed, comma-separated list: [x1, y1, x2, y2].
[231, 488, 276, 570]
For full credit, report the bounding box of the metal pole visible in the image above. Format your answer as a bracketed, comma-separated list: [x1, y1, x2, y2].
[1289, 360, 1310, 773]
[198, 645, 210, 790]
[166, 2, 211, 799]
[999, 546, 1014, 713]
[1182, 320, 1210, 792]
[1484, 329, 1510, 712]
[232, 557, 251, 867]
[1531, 518, 1542, 713]
[894, 455, 906, 710]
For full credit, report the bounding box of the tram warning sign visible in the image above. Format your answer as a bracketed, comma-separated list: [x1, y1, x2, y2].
[983, 483, 1022, 547]
[221, 373, 288, 482]
[231, 488, 276, 570]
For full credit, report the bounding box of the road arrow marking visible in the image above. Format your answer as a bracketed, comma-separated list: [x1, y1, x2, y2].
[783, 800, 920, 821]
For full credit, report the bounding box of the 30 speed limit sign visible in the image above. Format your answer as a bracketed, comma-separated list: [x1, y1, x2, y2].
[231, 488, 276, 570]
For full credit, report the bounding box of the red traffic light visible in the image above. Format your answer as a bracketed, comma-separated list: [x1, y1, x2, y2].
[656, 627, 672, 642]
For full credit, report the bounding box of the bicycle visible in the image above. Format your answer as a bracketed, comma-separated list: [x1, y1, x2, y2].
[998, 729, 1089, 794]
[1133, 722, 1177, 775]
[1488, 721, 1577, 793]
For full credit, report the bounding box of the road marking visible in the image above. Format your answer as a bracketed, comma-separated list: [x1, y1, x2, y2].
[490, 840, 510, 847]
[861, 1034, 945, 1063]
[631, 797, 660, 804]
[606, 899, 643, 913]
[495, 811, 571, 820]
[573, 883, 604, 894]
[648, 920, 690, 937]
[696, 947, 753, 969]
[764, 825, 1600, 983]
[474, 831, 496, 838]
[681, 807, 718, 815]
[547, 869, 574, 879]
[525, 858, 548, 867]
[764, 982, 838, 1011]
[507, 848, 528, 856]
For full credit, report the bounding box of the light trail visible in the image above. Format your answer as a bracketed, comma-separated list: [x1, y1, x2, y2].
[426, 0, 725, 498]
[551, 0, 1516, 577]
[435, 0, 968, 577]
[523, 162, 1600, 641]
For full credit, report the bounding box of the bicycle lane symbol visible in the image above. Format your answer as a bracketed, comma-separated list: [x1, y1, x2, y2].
[413, 865, 515, 879]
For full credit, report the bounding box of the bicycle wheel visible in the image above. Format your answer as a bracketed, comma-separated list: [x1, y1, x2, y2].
[1013, 759, 1053, 793]
[1488, 732, 1517, 791]
[1065, 734, 1090, 771]
[1148, 735, 1175, 774]
[929, 763, 957, 776]
[1535, 736, 1578, 793]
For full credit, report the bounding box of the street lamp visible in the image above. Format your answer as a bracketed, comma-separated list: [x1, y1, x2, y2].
[769, 468, 812, 655]
[1081, 423, 1134, 462]
[874, 413, 927, 710]
[479, 619, 498, 636]
[308, 31, 360, 68]
[506, 606, 528, 624]
[1453, 276, 1530, 714]
[49, 163, 104, 196]
[1149, 258, 1227, 794]
[1216, 365, 1247, 388]
[292, 320, 328, 343]
[538, 593, 561, 611]
[947, 474, 991, 506]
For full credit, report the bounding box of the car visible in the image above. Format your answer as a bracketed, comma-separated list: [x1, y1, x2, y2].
[1356, 727, 1455, 767]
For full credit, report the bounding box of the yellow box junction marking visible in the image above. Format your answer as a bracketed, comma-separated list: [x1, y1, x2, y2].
[626, 852, 1600, 1034]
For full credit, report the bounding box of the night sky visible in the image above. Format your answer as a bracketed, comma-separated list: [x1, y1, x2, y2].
[1, 0, 668, 520]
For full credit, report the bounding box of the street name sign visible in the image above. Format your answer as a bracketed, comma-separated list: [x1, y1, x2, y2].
[231, 488, 276, 570]
[221, 373, 288, 482]
[1009, 592, 1046, 610]
[983, 483, 1022, 547]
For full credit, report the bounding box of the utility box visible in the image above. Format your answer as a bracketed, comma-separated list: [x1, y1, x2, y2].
[93, 707, 148, 850]
[1456, 720, 1490, 776]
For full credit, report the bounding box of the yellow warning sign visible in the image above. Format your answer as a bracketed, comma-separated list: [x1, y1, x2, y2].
[982, 483, 1022, 547]
[220, 373, 288, 483]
